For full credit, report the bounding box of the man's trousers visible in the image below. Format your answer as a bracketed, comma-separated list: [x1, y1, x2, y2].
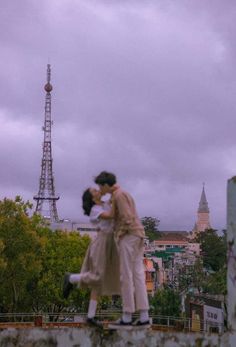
[119, 234, 149, 313]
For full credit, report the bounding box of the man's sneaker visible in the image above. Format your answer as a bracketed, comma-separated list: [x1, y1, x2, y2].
[86, 317, 103, 328]
[132, 319, 151, 328]
[63, 272, 73, 299]
[108, 318, 132, 330]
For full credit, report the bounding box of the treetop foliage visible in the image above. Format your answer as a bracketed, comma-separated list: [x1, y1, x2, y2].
[0, 197, 90, 314]
[141, 216, 161, 241]
[195, 228, 226, 272]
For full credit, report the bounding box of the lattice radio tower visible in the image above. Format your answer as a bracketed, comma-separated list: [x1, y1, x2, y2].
[34, 64, 60, 222]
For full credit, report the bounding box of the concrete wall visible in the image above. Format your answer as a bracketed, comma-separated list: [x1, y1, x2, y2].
[0, 327, 235, 347]
[227, 177, 236, 332]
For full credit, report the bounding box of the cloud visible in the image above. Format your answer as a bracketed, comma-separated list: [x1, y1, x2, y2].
[0, 0, 235, 230]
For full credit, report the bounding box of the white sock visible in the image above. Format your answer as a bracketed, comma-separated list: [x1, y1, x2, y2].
[87, 299, 97, 319]
[140, 310, 149, 322]
[69, 274, 81, 284]
[122, 312, 132, 323]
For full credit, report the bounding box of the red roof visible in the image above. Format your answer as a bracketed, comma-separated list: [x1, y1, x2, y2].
[157, 233, 189, 241]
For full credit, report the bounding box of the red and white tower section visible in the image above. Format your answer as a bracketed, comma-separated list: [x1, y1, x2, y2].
[34, 64, 60, 222]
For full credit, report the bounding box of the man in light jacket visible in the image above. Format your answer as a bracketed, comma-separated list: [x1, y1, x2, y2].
[94, 171, 150, 327]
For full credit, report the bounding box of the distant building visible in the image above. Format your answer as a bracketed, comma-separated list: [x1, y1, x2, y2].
[144, 233, 201, 291]
[185, 293, 225, 333]
[160, 231, 189, 237]
[143, 257, 157, 296]
[151, 235, 189, 251]
[191, 184, 212, 238]
[50, 220, 97, 240]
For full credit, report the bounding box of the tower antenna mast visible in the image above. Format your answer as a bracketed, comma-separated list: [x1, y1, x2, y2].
[34, 64, 60, 222]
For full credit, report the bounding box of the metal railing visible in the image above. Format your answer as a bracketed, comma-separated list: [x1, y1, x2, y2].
[0, 312, 225, 334]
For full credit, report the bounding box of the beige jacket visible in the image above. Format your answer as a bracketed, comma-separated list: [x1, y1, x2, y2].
[113, 188, 145, 239]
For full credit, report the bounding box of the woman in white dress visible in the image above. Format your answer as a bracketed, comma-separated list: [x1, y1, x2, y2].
[63, 188, 120, 327]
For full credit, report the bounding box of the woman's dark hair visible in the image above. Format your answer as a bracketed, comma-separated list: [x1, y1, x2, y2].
[82, 188, 95, 216]
[94, 171, 117, 186]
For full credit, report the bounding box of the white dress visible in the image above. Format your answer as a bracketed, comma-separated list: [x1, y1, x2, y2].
[79, 202, 120, 295]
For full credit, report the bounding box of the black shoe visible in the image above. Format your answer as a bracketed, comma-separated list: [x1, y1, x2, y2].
[112, 318, 132, 325]
[132, 319, 150, 327]
[63, 272, 73, 299]
[87, 317, 103, 328]
[108, 318, 132, 330]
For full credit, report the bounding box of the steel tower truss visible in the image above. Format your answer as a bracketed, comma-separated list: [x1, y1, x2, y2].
[34, 64, 59, 222]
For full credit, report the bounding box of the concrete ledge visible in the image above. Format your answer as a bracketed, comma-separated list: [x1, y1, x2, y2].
[0, 328, 235, 347]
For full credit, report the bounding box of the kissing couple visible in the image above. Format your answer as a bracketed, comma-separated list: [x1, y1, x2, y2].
[63, 171, 150, 328]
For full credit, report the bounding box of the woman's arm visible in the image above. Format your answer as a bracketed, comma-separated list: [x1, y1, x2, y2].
[99, 198, 115, 219]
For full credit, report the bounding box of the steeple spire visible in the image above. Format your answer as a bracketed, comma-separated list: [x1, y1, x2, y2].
[191, 183, 212, 236]
[198, 183, 209, 213]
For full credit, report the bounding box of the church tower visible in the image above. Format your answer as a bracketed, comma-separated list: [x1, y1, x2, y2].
[192, 184, 211, 237]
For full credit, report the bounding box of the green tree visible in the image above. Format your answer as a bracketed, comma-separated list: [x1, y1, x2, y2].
[178, 229, 227, 295]
[0, 197, 92, 315]
[195, 229, 226, 272]
[183, 259, 204, 292]
[27, 228, 91, 314]
[0, 239, 7, 271]
[150, 287, 181, 317]
[141, 216, 160, 241]
[203, 266, 227, 295]
[0, 197, 43, 312]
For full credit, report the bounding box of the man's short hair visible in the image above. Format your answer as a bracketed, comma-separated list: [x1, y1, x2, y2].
[94, 171, 117, 187]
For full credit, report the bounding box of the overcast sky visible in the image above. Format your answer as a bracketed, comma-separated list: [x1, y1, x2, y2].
[0, 0, 235, 230]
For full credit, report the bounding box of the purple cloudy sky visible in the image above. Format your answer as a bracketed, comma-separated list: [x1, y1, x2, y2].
[0, 0, 235, 230]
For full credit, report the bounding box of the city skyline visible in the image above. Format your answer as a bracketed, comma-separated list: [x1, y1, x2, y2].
[0, 1, 235, 230]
